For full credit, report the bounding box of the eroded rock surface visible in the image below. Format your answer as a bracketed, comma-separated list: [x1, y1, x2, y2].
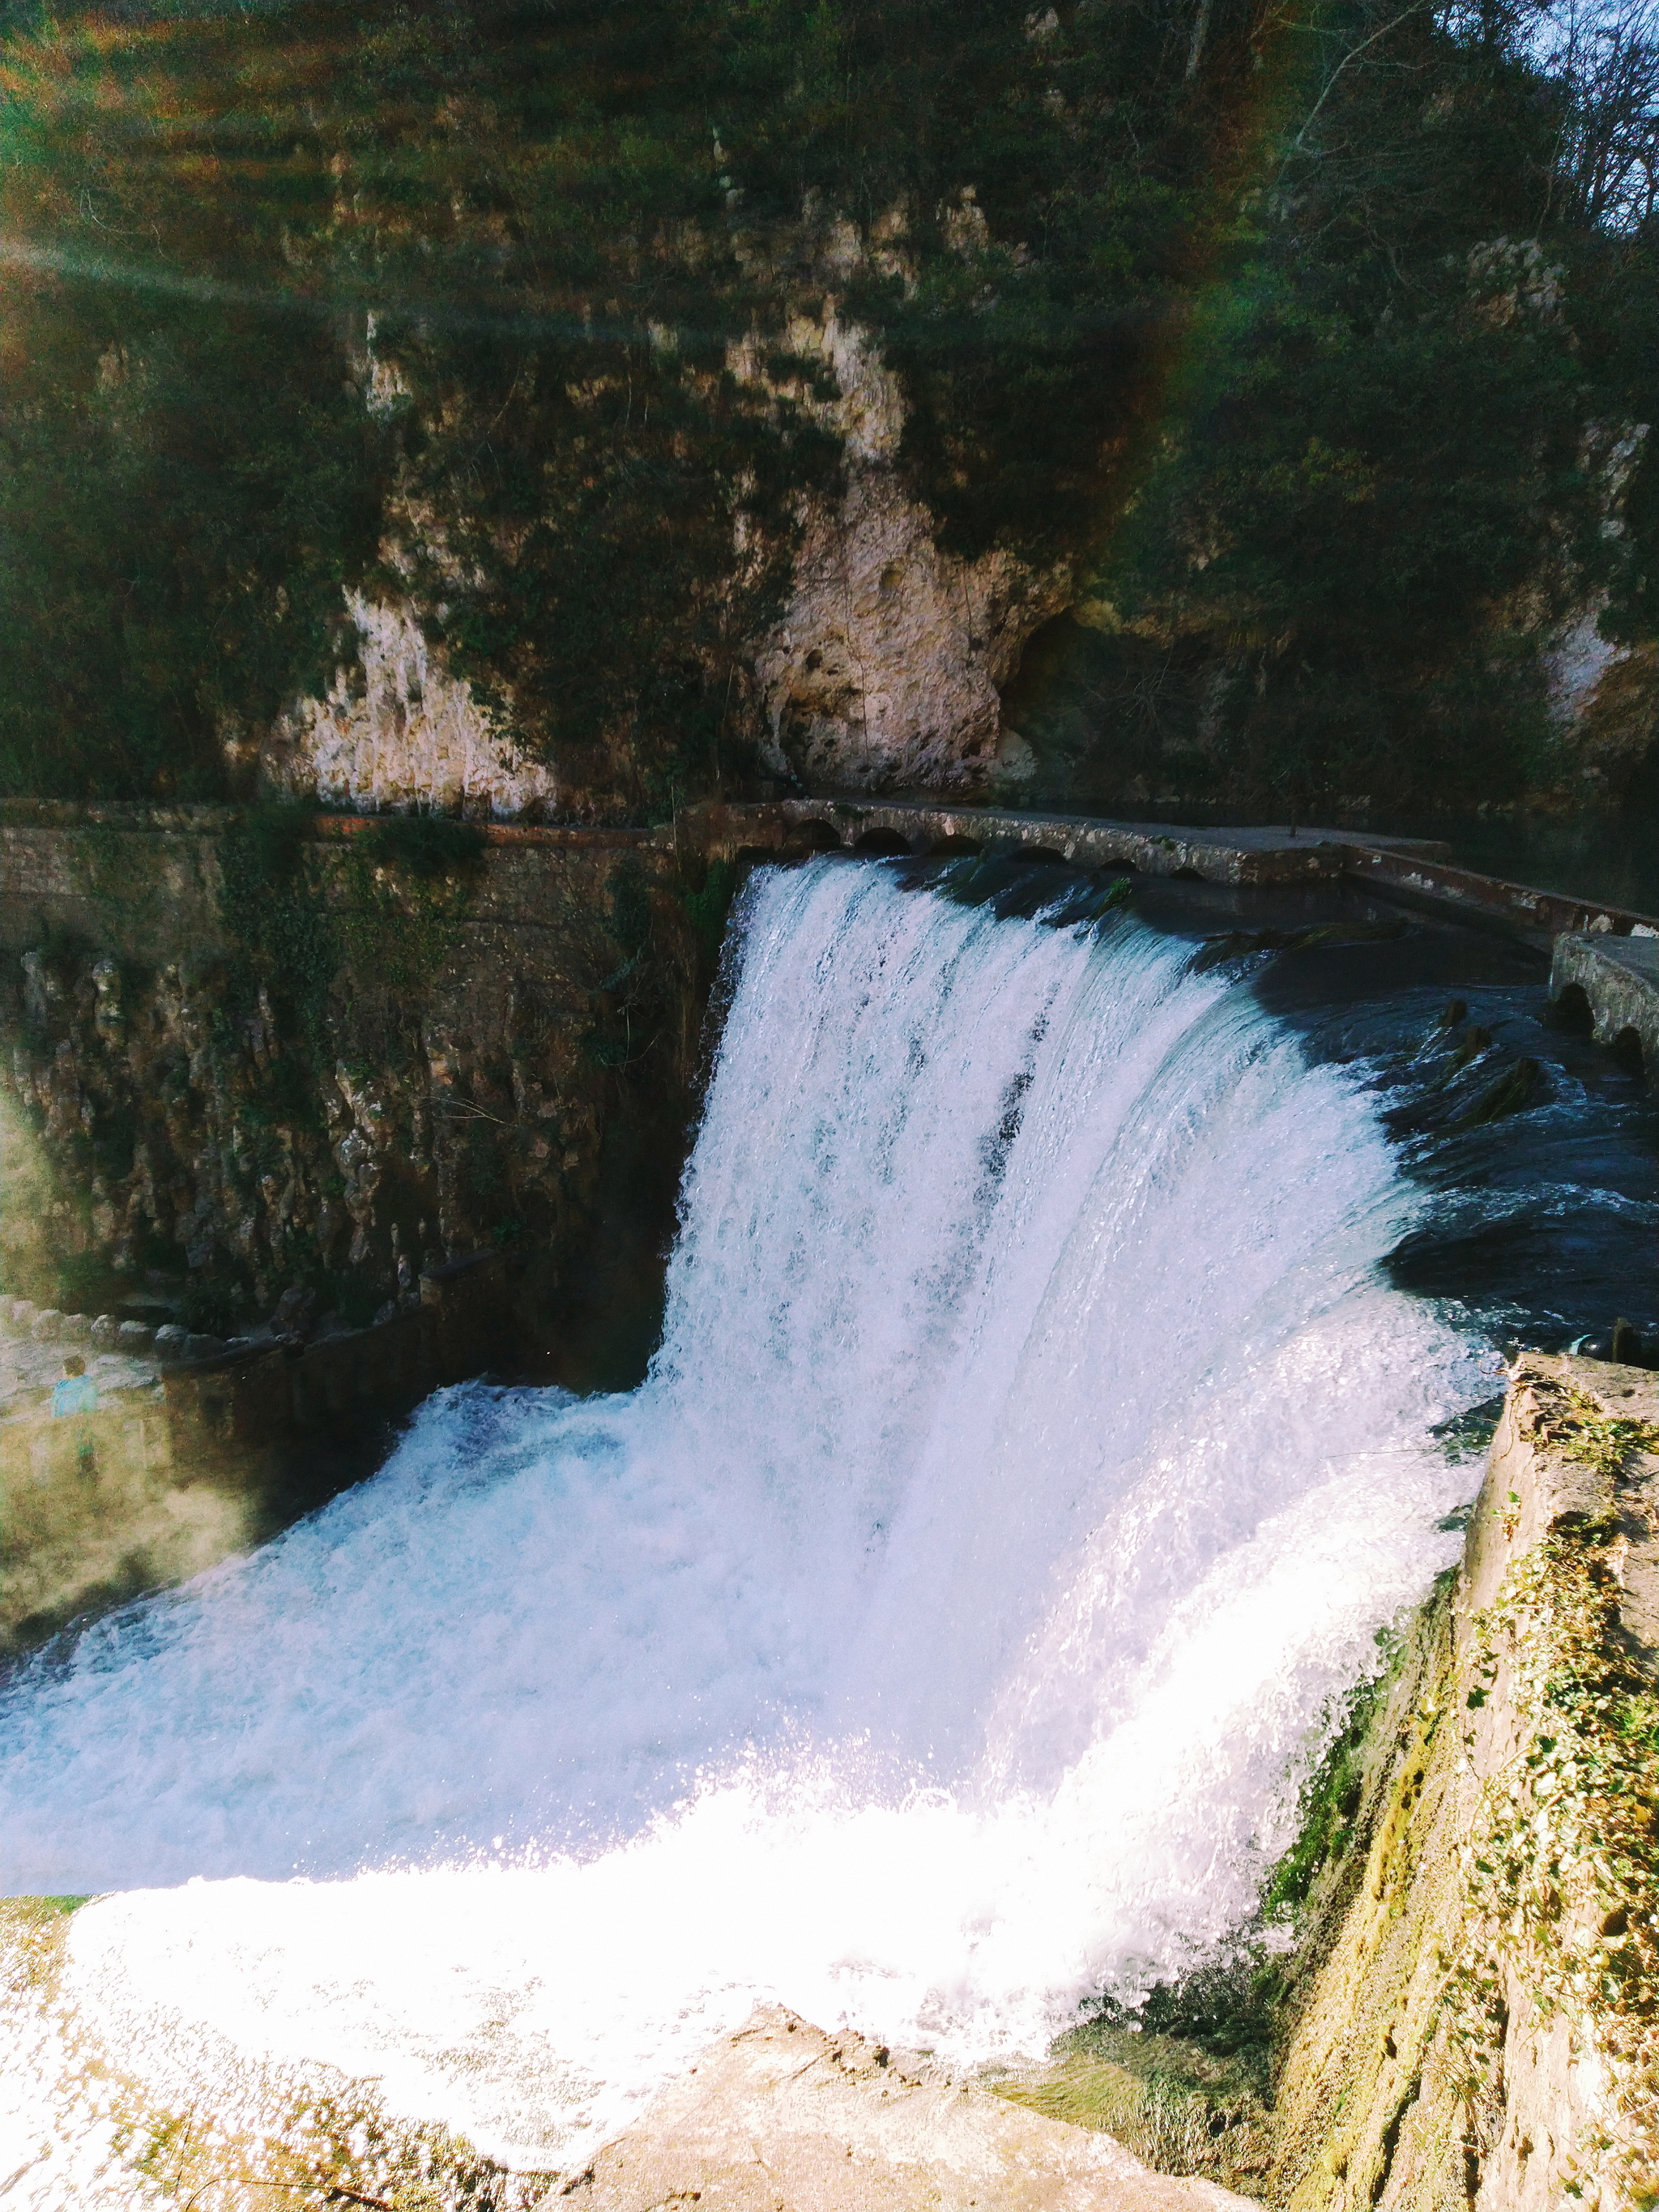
[570, 2006, 1252, 2212]
[256, 593, 563, 822]
[744, 304, 1064, 793]
[1269, 1355, 1659, 2211]
[0, 818, 706, 1374]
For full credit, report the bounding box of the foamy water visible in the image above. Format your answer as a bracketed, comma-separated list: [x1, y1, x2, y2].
[2, 861, 1490, 2178]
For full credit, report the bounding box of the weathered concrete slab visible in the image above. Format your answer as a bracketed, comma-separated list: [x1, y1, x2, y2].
[1551, 928, 1659, 1083]
[569, 2006, 1252, 2212]
[1344, 841, 1659, 946]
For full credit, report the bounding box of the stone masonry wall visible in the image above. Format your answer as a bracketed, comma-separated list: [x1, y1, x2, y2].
[0, 805, 723, 1386]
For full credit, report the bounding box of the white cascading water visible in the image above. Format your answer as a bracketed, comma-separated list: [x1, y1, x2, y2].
[1, 860, 1493, 2178]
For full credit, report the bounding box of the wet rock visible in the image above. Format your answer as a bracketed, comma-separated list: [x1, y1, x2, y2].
[1190, 919, 1406, 974]
[1434, 1023, 1495, 1085]
[1269, 1356, 1659, 2205]
[182, 1333, 225, 1364]
[151, 1323, 189, 1365]
[271, 1285, 318, 1342]
[574, 2006, 1253, 2211]
[1453, 1053, 1542, 1128]
[116, 1320, 156, 1356]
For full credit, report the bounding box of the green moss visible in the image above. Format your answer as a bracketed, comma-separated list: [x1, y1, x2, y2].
[1263, 1619, 1419, 1921]
[1538, 1381, 1659, 1484]
[355, 814, 488, 881]
[53, 1249, 126, 1317]
[582, 860, 663, 1072]
[683, 857, 740, 965]
[218, 802, 340, 1060]
[1448, 1479, 1659, 2198]
[989, 2008, 1275, 2193]
[1452, 1055, 1543, 1130]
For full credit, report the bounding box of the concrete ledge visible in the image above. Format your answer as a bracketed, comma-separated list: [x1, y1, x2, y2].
[1341, 841, 1659, 946]
[11, 799, 1651, 949]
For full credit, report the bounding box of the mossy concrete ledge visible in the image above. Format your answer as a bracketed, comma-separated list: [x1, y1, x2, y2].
[1269, 1354, 1659, 2211]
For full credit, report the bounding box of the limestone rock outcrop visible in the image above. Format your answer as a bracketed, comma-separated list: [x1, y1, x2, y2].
[256, 593, 562, 821]
[570, 2005, 1253, 2212]
[747, 310, 1065, 794]
[253, 278, 1064, 814]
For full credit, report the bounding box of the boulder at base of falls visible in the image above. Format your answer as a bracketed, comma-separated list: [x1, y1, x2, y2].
[568, 2006, 1252, 2212]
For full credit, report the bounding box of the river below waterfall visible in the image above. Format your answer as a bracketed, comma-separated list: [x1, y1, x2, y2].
[4, 856, 1656, 2178]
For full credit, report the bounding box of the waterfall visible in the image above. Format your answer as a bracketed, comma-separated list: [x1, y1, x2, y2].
[1, 860, 1490, 2173]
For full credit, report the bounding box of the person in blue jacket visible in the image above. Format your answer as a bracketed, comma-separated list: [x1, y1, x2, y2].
[51, 1354, 99, 1417]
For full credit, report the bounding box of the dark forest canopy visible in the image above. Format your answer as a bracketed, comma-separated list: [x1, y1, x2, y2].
[1, 0, 1656, 815]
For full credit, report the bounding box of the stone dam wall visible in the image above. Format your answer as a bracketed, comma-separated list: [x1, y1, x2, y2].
[0, 805, 719, 1381]
[0, 804, 726, 1647]
[5, 793, 1414, 1399]
[5, 800, 1657, 1655]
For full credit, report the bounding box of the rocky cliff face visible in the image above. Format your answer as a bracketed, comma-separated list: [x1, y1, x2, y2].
[1268, 1354, 1659, 2211]
[1535, 419, 1657, 801]
[249, 292, 1064, 816]
[255, 594, 562, 822]
[744, 305, 1065, 794]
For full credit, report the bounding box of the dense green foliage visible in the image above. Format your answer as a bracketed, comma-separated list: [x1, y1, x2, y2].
[2, 0, 1655, 813]
[0, 5, 390, 797]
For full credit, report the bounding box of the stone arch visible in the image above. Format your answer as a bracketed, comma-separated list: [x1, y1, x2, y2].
[785, 818, 843, 852]
[1016, 845, 1068, 866]
[929, 835, 983, 856]
[1552, 982, 1594, 1035]
[852, 827, 914, 856]
[1611, 1025, 1646, 1077]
